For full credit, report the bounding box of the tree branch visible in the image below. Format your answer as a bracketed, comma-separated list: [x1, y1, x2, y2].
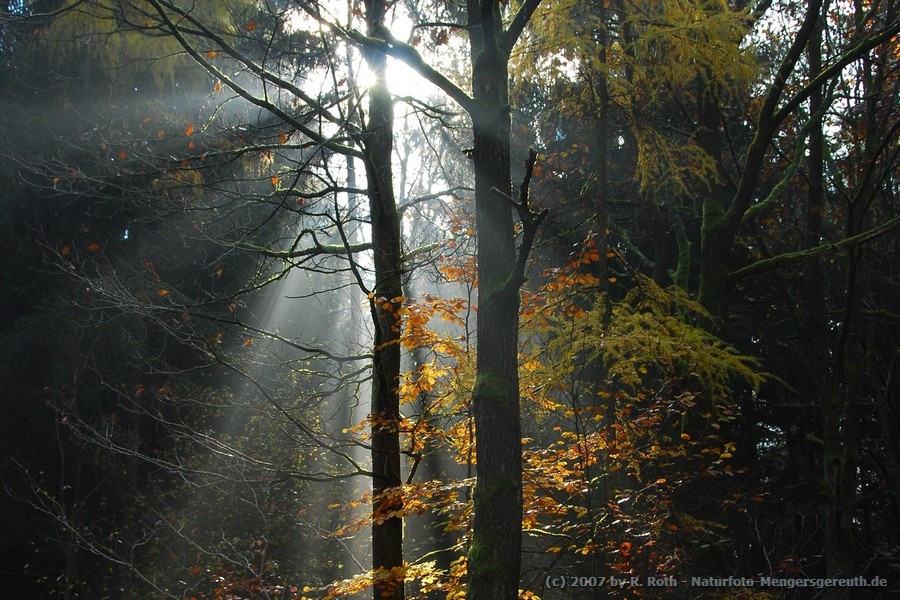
[503, 0, 543, 53]
[145, 0, 363, 159]
[724, 11, 900, 235]
[495, 148, 548, 287]
[730, 216, 900, 281]
[328, 21, 479, 115]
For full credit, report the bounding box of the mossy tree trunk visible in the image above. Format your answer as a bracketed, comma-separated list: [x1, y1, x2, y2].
[466, 3, 521, 596]
[465, 3, 543, 597]
[696, 0, 825, 321]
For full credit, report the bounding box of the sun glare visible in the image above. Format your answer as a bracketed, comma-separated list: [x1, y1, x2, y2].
[283, 2, 433, 102]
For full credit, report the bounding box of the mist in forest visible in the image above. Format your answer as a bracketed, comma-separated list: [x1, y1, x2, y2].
[2, 1, 899, 599]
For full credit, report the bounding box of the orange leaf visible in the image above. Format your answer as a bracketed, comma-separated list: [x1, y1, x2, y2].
[244, 21, 258, 31]
[607, 276, 617, 283]
[156, 130, 165, 139]
[158, 288, 169, 296]
[271, 175, 279, 187]
[205, 49, 217, 59]
[60, 245, 71, 256]
[213, 80, 222, 92]
[278, 131, 288, 144]
[184, 124, 195, 136]
[187, 140, 196, 150]
[117, 149, 127, 161]
[86, 242, 101, 252]
[242, 338, 254, 346]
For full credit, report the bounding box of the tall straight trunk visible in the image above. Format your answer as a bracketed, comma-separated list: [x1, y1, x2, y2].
[363, 1, 403, 598]
[465, 2, 526, 598]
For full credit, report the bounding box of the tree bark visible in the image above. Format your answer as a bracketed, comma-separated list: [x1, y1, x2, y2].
[363, 2, 404, 599]
[464, 2, 542, 597]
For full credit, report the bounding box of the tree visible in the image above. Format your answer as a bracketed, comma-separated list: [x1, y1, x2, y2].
[507, 0, 899, 588]
[3, 0, 899, 597]
[329, 0, 545, 595]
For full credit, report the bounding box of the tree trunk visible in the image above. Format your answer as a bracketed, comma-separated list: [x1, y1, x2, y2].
[695, 76, 736, 319]
[697, 0, 825, 319]
[364, 2, 403, 598]
[466, 2, 522, 598]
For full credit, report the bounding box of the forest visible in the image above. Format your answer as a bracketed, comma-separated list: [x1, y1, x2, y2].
[0, 1, 897, 599]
